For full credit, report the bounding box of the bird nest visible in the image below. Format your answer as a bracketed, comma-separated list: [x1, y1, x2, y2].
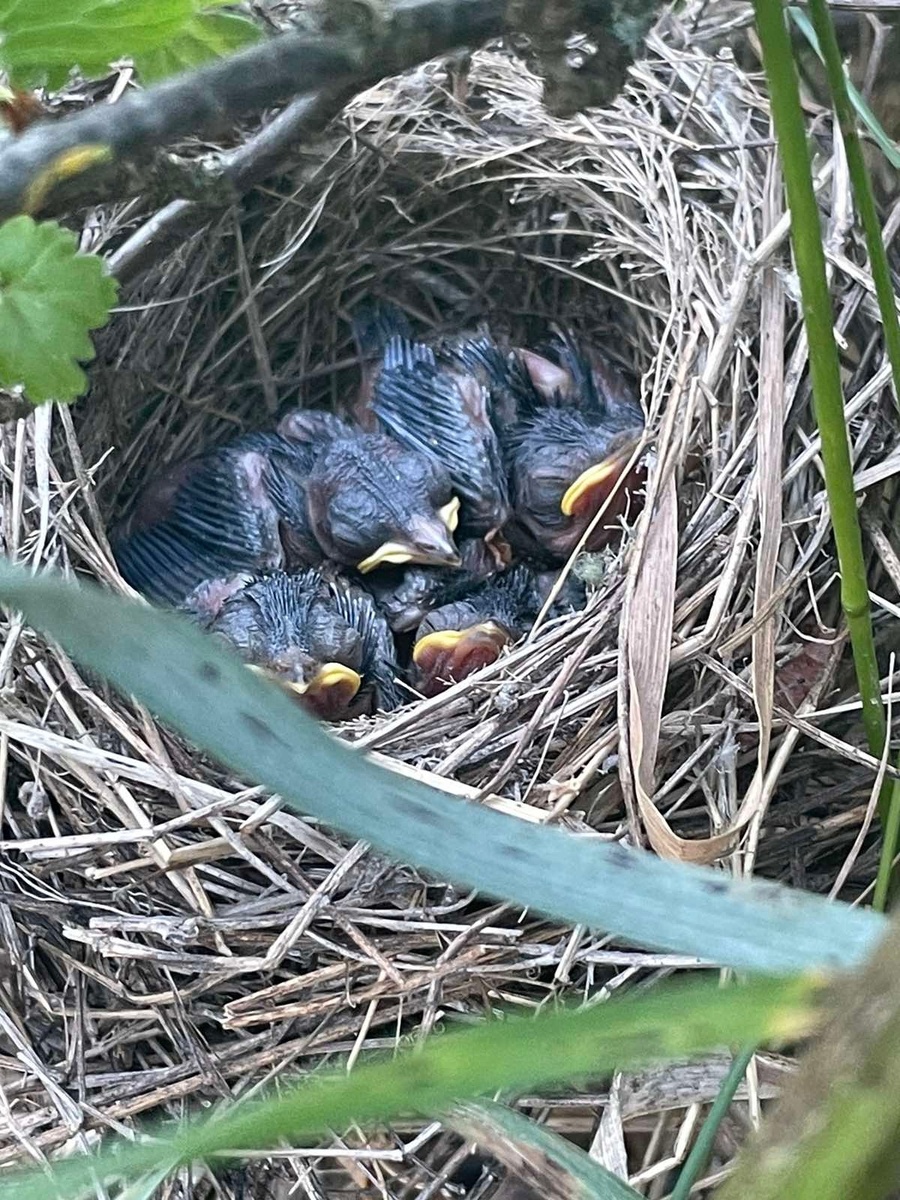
[1, 11, 898, 1193]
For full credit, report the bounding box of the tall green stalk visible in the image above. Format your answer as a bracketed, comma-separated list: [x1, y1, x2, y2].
[799, 0, 900, 910]
[802, 0, 900, 403]
[752, 0, 889, 824]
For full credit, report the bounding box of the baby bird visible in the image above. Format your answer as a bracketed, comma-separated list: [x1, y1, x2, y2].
[184, 568, 403, 721]
[411, 563, 589, 697]
[447, 328, 646, 561]
[502, 330, 646, 560]
[112, 432, 316, 607]
[277, 409, 462, 574]
[410, 564, 543, 697]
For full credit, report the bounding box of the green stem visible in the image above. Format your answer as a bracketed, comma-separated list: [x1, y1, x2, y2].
[802, 0, 900, 405]
[670, 1044, 757, 1200]
[873, 779, 900, 911]
[752, 0, 888, 818]
[801, 0, 900, 909]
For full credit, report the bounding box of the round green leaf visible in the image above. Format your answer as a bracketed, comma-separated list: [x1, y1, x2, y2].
[0, 215, 118, 404]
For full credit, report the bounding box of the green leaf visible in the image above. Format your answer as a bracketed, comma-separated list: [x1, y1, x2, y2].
[0, 973, 822, 1200]
[788, 7, 900, 170]
[0, 216, 118, 404]
[0, 0, 261, 88]
[133, 11, 261, 84]
[451, 1099, 643, 1200]
[0, 562, 885, 973]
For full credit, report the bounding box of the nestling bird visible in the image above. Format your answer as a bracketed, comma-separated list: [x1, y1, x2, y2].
[112, 432, 318, 607]
[410, 564, 553, 697]
[183, 568, 403, 721]
[411, 563, 589, 696]
[450, 329, 646, 561]
[277, 408, 462, 574]
[354, 306, 645, 563]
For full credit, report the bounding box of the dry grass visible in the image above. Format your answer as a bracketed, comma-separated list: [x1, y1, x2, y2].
[0, 7, 899, 1195]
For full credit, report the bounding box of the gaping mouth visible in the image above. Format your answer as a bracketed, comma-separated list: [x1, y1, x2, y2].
[412, 621, 510, 696]
[560, 442, 642, 518]
[248, 662, 362, 706]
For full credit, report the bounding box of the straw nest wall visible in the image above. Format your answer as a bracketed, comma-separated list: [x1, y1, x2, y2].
[0, 11, 898, 1192]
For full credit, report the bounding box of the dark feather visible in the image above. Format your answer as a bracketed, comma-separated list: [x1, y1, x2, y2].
[549, 328, 643, 427]
[113, 432, 317, 606]
[372, 334, 510, 534]
[351, 300, 413, 359]
[325, 575, 404, 710]
[416, 564, 544, 644]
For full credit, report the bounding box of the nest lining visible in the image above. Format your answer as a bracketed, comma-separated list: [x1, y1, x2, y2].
[0, 15, 897, 1191]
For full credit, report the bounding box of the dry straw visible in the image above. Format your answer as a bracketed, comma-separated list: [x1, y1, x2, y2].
[0, 8, 897, 1191]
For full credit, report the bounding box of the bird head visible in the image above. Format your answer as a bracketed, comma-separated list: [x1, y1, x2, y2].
[307, 435, 461, 573]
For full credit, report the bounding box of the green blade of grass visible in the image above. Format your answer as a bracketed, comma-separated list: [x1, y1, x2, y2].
[451, 1099, 642, 1200]
[796, 0, 900, 911]
[0, 974, 822, 1200]
[0, 562, 885, 972]
[751, 0, 889, 819]
[669, 1043, 757, 1200]
[787, 7, 900, 171]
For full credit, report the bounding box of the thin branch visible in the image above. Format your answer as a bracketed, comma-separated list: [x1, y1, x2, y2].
[0, 0, 509, 221]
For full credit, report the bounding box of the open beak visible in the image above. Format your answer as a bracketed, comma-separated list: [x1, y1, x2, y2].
[247, 662, 362, 708]
[301, 662, 362, 707]
[413, 621, 510, 696]
[560, 442, 642, 518]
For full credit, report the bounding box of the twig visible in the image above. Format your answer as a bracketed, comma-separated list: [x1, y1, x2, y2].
[0, 0, 510, 220]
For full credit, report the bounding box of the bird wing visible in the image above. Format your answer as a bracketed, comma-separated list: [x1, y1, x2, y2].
[372, 335, 510, 530]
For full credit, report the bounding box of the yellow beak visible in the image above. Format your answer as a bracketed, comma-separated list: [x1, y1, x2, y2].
[560, 456, 627, 517]
[439, 496, 460, 533]
[247, 662, 362, 701]
[357, 541, 419, 574]
[305, 662, 362, 700]
[356, 497, 462, 574]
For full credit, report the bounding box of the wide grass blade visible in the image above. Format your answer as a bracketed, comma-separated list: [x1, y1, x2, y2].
[0, 974, 822, 1200]
[0, 563, 885, 972]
